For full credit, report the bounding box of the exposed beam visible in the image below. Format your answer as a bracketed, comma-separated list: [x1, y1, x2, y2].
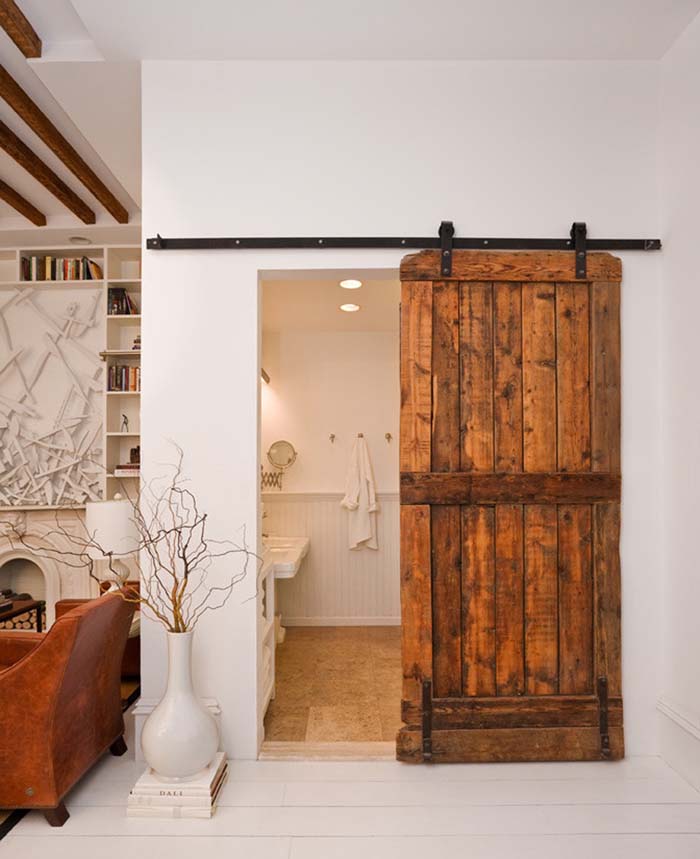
[0, 176, 45, 225]
[0, 64, 128, 222]
[0, 1, 41, 58]
[0, 121, 95, 223]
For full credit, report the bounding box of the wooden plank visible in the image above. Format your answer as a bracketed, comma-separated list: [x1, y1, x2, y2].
[400, 281, 432, 472]
[396, 728, 422, 762]
[430, 726, 623, 762]
[522, 282, 557, 472]
[462, 506, 496, 696]
[400, 505, 432, 708]
[558, 505, 594, 695]
[460, 282, 493, 471]
[431, 505, 462, 698]
[409, 695, 623, 730]
[431, 281, 460, 472]
[0, 0, 41, 58]
[495, 504, 524, 696]
[594, 502, 622, 696]
[556, 282, 591, 472]
[400, 471, 620, 505]
[524, 505, 559, 695]
[493, 282, 523, 472]
[0, 121, 95, 224]
[591, 281, 621, 474]
[0, 65, 128, 223]
[401, 251, 622, 283]
[0, 177, 45, 225]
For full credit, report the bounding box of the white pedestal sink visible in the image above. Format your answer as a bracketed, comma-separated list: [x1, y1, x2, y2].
[262, 536, 310, 580]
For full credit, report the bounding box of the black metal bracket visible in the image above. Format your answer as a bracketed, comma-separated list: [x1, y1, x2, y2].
[571, 221, 587, 279]
[421, 678, 433, 763]
[146, 221, 662, 275]
[439, 220, 455, 277]
[597, 675, 611, 760]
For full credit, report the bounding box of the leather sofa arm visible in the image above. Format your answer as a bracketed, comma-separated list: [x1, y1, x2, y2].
[0, 631, 43, 670]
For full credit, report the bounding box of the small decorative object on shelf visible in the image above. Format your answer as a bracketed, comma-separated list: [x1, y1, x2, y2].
[121, 414, 130, 433]
[132, 334, 141, 351]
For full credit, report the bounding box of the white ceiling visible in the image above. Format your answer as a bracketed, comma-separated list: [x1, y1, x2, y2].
[69, 0, 700, 61]
[2, 0, 699, 235]
[262, 275, 400, 333]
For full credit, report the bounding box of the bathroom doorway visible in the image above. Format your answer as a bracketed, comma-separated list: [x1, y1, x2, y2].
[258, 270, 401, 756]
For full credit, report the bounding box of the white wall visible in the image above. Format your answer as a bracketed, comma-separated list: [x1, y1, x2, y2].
[142, 59, 663, 757]
[261, 328, 400, 624]
[261, 330, 399, 493]
[658, 13, 700, 787]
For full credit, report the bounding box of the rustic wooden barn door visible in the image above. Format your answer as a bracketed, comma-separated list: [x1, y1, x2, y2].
[397, 250, 622, 763]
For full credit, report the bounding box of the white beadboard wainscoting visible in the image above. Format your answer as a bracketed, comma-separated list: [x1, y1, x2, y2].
[262, 492, 400, 625]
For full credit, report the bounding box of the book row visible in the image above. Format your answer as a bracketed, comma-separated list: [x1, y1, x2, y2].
[21, 255, 103, 282]
[108, 286, 139, 315]
[108, 365, 141, 392]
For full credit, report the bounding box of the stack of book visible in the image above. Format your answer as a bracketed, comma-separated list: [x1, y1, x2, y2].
[108, 364, 141, 392]
[21, 256, 102, 281]
[108, 287, 138, 315]
[113, 463, 140, 478]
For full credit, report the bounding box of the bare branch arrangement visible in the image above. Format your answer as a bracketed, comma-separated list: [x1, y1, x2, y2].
[2, 444, 254, 633]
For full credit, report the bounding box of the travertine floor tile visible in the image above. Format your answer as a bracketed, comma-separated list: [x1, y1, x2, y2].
[306, 705, 383, 742]
[264, 626, 401, 744]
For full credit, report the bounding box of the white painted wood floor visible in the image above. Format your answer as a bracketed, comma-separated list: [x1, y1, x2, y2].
[5, 714, 700, 858]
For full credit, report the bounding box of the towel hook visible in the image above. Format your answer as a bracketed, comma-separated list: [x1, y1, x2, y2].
[357, 432, 364, 438]
[329, 433, 336, 443]
[385, 433, 392, 443]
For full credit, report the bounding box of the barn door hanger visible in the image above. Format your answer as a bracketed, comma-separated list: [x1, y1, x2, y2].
[147, 221, 661, 280]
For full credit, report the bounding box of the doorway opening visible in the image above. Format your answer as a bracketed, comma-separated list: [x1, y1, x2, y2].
[258, 269, 401, 757]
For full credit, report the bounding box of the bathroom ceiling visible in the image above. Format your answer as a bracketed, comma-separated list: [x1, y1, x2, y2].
[262, 277, 401, 332]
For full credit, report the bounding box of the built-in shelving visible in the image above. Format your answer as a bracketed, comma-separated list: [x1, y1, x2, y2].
[0, 243, 142, 508]
[103, 247, 141, 500]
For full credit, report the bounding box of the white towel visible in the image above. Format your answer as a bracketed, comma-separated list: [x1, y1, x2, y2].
[340, 436, 379, 550]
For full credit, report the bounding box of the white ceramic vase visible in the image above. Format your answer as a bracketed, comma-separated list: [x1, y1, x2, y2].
[141, 630, 219, 781]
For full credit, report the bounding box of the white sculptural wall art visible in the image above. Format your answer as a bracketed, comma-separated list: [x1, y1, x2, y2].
[0, 285, 104, 506]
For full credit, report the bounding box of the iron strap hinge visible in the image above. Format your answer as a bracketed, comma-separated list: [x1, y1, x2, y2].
[571, 221, 587, 280]
[421, 678, 433, 763]
[439, 220, 455, 278]
[597, 675, 611, 759]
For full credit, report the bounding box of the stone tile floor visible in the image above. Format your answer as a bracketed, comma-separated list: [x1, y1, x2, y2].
[263, 626, 402, 743]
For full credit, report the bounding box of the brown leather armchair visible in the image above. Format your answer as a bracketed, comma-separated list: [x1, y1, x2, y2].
[0, 593, 135, 826]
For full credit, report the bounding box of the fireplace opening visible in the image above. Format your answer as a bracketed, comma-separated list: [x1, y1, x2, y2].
[0, 557, 47, 631]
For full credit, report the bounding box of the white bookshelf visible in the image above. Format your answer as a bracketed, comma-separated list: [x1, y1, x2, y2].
[103, 246, 142, 499]
[0, 243, 142, 506]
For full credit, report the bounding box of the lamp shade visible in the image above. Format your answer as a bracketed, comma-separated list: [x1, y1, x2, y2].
[85, 499, 140, 559]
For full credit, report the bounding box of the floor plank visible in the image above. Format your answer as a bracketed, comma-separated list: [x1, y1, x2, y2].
[290, 834, 700, 859]
[12, 801, 700, 838]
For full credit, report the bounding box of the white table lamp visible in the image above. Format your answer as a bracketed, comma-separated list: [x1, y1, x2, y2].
[85, 497, 140, 591]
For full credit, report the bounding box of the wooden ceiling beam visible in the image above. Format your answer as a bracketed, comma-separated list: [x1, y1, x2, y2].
[0, 121, 95, 224]
[0, 0, 41, 59]
[0, 176, 45, 225]
[0, 64, 128, 223]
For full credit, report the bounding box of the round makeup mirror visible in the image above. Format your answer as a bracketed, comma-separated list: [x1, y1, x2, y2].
[267, 440, 297, 470]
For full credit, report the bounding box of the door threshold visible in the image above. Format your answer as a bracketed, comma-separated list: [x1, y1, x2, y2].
[259, 741, 396, 761]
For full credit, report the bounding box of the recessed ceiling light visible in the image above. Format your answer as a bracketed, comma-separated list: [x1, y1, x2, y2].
[340, 303, 360, 313]
[69, 236, 91, 246]
[340, 279, 362, 289]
